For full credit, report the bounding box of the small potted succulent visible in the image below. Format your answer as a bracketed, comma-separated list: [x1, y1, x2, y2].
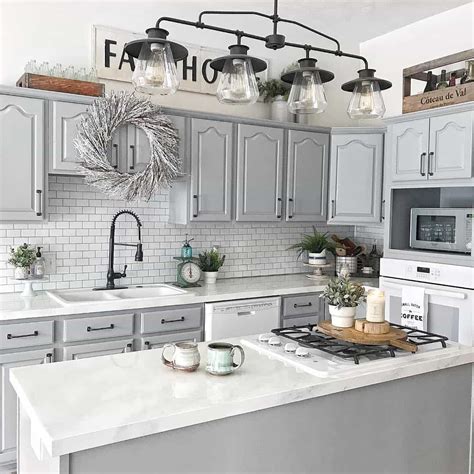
[288, 227, 335, 265]
[8, 243, 37, 279]
[320, 276, 366, 328]
[198, 248, 226, 285]
[258, 78, 290, 122]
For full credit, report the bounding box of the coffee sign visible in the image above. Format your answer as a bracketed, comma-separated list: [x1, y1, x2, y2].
[92, 25, 268, 95]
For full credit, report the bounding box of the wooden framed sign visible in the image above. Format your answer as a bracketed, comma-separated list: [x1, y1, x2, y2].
[92, 25, 269, 95]
[402, 49, 474, 114]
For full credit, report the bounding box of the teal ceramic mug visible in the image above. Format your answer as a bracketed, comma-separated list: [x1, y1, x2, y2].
[206, 342, 245, 376]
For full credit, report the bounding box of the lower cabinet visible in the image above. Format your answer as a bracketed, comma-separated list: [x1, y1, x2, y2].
[141, 329, 203, 350]
[281, 293, 325, 327]
[0, 348, 53, 466]
[62, 339, 133, 360]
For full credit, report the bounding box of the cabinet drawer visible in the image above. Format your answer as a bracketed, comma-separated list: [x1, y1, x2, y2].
[282, 294, 322, 317]
[62, 314, 134, 342]
[0, 321, 53, 350]
[140, 306, 202, 334]
[283, 314, 321, 328]
[141, 329, 203, 350]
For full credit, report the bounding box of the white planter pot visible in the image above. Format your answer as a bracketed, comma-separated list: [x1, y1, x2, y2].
[203, 271, 218, 285]
[329, 305, 357, 328]
[308, 249, 327, 265]
[14, 267, 29, 280]
[271, 96, 289, 122]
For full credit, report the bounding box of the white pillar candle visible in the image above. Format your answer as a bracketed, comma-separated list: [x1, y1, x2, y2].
[366, 289, 386, 322]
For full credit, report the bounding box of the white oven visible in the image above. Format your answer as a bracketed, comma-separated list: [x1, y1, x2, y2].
[380, 258, 473, 346]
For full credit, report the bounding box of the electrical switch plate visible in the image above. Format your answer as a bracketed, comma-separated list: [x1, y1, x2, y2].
[42, 252, 57, 274]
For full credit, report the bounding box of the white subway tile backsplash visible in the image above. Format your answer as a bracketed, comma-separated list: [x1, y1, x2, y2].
[0, 176, 370, 293]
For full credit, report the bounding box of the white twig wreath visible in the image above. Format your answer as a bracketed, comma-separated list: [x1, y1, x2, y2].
[75, 91, 181, 202]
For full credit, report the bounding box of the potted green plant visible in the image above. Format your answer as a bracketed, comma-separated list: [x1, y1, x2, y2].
[288, 227, 334, 265]
[8, 243, 37, 279]
[198, 248, 226, 285]
[320, 276, 366, 328]
[258, 78, 290, 122]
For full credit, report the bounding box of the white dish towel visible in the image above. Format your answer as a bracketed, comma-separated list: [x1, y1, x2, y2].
[401, 286, 427, 331]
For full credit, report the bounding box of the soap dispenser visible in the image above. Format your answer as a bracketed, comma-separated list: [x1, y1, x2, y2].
[181, 234, 194, 259]
[32, 247, 45, 278]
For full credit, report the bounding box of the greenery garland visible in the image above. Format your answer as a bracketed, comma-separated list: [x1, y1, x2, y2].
[75, 92, 181, 202]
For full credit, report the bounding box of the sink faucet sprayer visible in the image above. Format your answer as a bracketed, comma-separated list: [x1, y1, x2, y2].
[95, 210, 143, 290]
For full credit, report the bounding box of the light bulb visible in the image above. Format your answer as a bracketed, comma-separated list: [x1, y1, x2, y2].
[288, 70, 327, 114]
[216, 58, 259, 105]
[132, 42, 179, 95]
[347, 80, 386, 119]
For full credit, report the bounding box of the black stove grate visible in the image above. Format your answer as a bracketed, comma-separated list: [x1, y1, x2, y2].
[271, 323, 448, 365]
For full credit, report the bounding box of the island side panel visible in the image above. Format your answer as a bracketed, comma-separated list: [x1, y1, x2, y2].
[68, 364, 472, 474]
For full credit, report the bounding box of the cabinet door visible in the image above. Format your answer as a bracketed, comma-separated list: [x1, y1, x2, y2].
[0, 95, 45, 221]
[428, 111, 473, 180]
[390, 119, 429, 182]
[141, 329, 202, 350]
[50, 101, 89, 174]
[328, 134, 384, 224]
[62, 339, 133, 360]
[236, 124, 284, 222]
[190, 119, 233, 221]
[0, 349, 52, 466]
[286, 130, 328, 222]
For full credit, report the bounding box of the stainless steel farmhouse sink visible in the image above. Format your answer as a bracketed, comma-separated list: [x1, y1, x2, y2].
[47, 285, 187, 306]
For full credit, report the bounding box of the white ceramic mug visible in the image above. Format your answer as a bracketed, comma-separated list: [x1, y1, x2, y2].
[161, 341, 200, 372]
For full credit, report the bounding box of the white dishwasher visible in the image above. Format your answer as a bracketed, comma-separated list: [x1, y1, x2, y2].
[205, 297, 281, 341]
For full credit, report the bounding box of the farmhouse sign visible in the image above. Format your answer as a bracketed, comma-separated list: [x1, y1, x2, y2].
[92, 25, 268, 95]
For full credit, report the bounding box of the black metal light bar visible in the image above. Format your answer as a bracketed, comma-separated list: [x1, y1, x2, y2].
[155, 0, 370, 69]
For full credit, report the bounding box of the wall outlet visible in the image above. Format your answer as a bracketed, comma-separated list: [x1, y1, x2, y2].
[43, 252, 57, 274]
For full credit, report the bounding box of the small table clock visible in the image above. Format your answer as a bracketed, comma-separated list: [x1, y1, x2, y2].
[174, 257, 201, 288]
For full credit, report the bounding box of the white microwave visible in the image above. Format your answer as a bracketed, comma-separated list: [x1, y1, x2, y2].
[410, 208, 472, 254]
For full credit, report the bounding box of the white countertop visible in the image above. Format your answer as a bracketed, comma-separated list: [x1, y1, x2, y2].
[0, 274, 378, 321]
[10, 336, 473, 458]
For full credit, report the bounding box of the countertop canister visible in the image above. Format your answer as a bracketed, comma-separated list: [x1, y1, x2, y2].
[366, 289, 385, 322]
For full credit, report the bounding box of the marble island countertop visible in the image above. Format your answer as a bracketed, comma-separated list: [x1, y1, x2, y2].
[0, 274, 379, 321]
[10, 336, 473, 458]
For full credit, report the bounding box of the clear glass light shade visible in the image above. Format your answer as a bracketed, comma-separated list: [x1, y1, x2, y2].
[132, 42, 179, 95]
[287, 70, 327, 114]
[347, 80, 386, 119]
[216, 58, 259, 105]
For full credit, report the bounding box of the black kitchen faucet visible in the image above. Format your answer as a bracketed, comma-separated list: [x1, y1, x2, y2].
[95, 210, 143, 290]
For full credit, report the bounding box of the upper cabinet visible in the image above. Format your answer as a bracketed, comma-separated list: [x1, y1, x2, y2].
[0, 95, 45, 221]
[236, 124, 284, 222]
[389, 110, 473, 183]
[328, 133, 384, 224]
[190, 118, 233, 222]
[49, 100, 89, 174]
[286, 130, 328, 222]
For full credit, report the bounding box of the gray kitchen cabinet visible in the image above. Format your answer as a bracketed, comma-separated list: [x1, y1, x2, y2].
[286, 130, 329, 222]
[328, 133, 384, 224]
[390, 119, 429, 182]
[141, 329, 203, 350]
[0, 95, 45, 221]
[62, 338, 134, 360]
[0, 348, 52, 466]
[190, 118, 233, 221]
[236, 124, 284, 222]
[49, 100, 89, 174]
[428, 111, 472, 180]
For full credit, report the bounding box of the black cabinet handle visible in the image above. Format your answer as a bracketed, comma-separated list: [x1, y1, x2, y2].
[129, 145, 135, 170]
[381, 199, 386, 221]
[161, 317, 185, 324]
[294, 302, 312, 308]
[428, 151, 434, 176]
[87, 324, 115, 332]
[420, 152, 426, 176]
[112, 144, 119, 169]
[35, 190, 42, 216]
[7, 330, 39, 339]
[288, 198, 294, 219]
[331, 200, 335, 219]
[193, 195, 198, 218]
[276, 197, 282, 219]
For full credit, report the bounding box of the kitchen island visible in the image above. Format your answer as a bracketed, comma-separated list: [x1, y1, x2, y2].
[11, 336, 473, 474]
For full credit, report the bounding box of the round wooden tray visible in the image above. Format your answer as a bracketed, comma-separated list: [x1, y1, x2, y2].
[317, 320, 417, 352]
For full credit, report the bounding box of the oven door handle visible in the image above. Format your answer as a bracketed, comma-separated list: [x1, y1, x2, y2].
[382, 282, 467, 300]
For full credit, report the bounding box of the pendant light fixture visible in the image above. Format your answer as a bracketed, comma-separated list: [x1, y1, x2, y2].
[281, 57, 334, 114]
[124, 28, 188, 95]
[125, 1, 392, 118]
[341, 69, 392, 119]
[210, 44, 267, 105]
